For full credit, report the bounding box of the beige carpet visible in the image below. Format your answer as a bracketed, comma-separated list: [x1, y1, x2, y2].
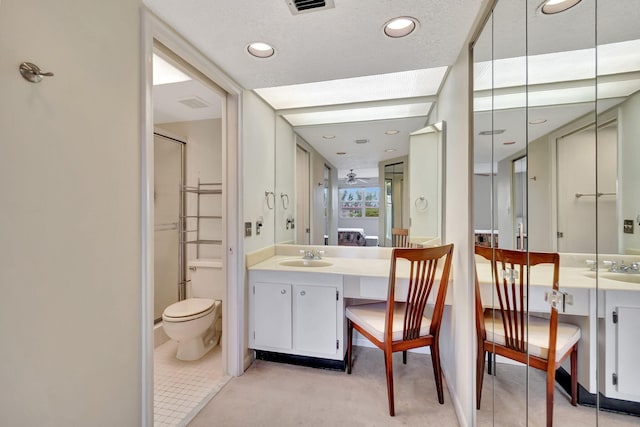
[189, 347, 457, 426]
[189, 347, 639, 426]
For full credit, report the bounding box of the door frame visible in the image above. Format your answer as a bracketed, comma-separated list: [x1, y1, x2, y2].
[141, 10, 244, 426]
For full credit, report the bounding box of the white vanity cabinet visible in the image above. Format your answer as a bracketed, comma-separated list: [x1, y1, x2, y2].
[249, 270, 345, 361]
[602, 290, 640, 402]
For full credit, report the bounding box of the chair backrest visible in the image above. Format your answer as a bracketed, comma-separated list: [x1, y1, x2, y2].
[391, 228, 410, 247]
[386, 244, 454, 342]
[475, 246, 560, 360]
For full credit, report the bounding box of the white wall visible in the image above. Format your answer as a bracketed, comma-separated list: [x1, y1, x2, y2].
[409, 130, 442, 239]
[473, 174, 495, 230]
[619, 90, 640, 253]
[435, 44, 475, 427]
[0, 1, 142, 425]
[242, 91, 276, 253]
[275, 116, 296, 243]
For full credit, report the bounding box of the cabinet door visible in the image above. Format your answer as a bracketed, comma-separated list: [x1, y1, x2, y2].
[293, 285, 337, 355]
[617, 306, 640, 399]
[254, 282, 292, 350]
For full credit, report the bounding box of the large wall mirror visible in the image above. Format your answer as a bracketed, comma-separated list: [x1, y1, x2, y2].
[271, 107, 446, 249]
[473, 0, 640, 425]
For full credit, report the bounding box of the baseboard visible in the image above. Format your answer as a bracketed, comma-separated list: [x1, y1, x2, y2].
[442, 365, 470, 427]
[255, 350, 346, 371]
[153, 322, 169, 348]
[556, 367, 640, 417]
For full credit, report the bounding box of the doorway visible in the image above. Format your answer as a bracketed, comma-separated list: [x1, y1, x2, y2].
[296, 145, 310, 244]
[142, 13, 243, 426]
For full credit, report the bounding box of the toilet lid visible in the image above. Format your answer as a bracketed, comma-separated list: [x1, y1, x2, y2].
[163, 298, 215, 319]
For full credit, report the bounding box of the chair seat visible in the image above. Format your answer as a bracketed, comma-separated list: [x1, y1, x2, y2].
[346, 302, 432, 343]
[484, 311, 580, 362]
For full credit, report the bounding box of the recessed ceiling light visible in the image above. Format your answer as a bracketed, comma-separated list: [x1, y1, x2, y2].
[384, 16, 418, 38]
[385, 149, 396, 153]
[336, 152, 346, 155]
[540, 0, 581, 14]
[322, 135, 336, 139]
[247, 42, 275, 58]
[502, 141, 516, 145]
[529, 118, 548, 125]
[385, 130, 400, 135]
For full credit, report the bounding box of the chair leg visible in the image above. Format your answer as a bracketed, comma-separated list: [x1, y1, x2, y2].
[347, 319, 353, 374]
[384, 349, 395, 416]
[477, 347, 486, 410]
[546, 365, 556, 427]
[402, 350, 407, 364]
[487, 352, 493, 375]
[571, 344, 578, 406]
[430, 341, 445, 404]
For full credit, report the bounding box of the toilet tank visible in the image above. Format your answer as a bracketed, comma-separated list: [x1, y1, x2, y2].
[187, 258, 224, 300]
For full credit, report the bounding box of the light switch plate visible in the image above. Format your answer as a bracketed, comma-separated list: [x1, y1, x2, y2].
[623, 219, 633, 234]
[245, 222, 252, 237]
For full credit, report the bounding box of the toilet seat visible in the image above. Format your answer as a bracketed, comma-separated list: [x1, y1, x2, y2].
[163, 298, 215, 323]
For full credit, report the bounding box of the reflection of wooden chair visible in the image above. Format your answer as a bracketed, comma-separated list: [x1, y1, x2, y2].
[346, 244, 454, 416]
[391, 228, 409, 247]
[475, 246, 579, 427]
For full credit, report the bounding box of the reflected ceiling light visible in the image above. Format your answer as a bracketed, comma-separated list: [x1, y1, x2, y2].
[283, 102, 432, 126]
[385, 130, 400, 135]
[247, 42, 275, 58]
[384, 16, 418, 38]
[529, 118, 548, 125]
[541, 0, 582, 15]
[322, 135, 336, 139]
[152, 54, 191, 86]
[385, 149, 396, 153]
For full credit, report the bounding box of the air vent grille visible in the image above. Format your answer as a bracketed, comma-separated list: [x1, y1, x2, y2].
[354, 139, 369, 144]
[286, 0, 335, 15]
[178, 96, 210, 109]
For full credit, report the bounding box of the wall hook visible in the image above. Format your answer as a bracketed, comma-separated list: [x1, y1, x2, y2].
[19, 62, 54, 83]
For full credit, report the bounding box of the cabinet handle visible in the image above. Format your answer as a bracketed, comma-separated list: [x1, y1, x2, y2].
[300, 290, 306, 296]
[281, 289, 286, 295]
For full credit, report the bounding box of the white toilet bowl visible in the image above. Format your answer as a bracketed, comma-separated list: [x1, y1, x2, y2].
[162, 298, 221, 361]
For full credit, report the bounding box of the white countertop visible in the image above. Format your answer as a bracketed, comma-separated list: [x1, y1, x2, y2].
[249, 250, 640, 292]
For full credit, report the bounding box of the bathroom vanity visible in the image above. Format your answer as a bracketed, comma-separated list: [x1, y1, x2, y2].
[248, 246, 640, 404]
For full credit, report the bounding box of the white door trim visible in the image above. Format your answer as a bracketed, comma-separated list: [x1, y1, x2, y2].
[140, 9, 244, 427]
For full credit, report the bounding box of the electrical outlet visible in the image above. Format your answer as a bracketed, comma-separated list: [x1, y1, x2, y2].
[623, 219, 634, 234]
[245, 222, 252, 237]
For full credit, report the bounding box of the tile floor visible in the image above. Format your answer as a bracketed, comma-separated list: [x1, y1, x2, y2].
[154, 340, 230, 427]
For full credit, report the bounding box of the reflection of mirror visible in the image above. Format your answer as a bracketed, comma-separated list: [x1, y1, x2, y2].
[473, 0, 640, 425]
[273, 117, 446, 248]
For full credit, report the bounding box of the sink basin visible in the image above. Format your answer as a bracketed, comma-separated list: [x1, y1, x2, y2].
[583, 271, 640, 284]
[279, 259, 333, 268]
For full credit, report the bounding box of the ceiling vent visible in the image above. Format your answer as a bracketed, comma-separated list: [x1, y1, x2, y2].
[286, 0, 335, 15]
[354, 139, 369, 144]
[178, 96, 210, 109]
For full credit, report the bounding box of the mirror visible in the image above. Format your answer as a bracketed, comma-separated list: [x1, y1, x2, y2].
[273, 117, 446, 248]
[473, 0, 640, 425]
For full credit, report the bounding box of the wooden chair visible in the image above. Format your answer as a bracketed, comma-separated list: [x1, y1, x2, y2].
[346, 244, 454, 416]
[391, 227, 410, 247]
[474, 245, 580, 427]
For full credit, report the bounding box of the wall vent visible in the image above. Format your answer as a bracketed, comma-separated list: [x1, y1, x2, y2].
[178, 96, 210, 109]
[286, 0, 335, 15]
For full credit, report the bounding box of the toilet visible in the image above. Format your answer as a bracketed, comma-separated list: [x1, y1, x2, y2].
[162, 259, 223, 361]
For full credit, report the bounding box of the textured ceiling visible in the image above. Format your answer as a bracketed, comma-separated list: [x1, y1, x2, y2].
[145, 0, 482, 89]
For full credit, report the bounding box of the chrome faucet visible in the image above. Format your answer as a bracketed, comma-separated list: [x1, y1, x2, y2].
[601, 260, 640, 273]
[299, 249, 325, 260]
